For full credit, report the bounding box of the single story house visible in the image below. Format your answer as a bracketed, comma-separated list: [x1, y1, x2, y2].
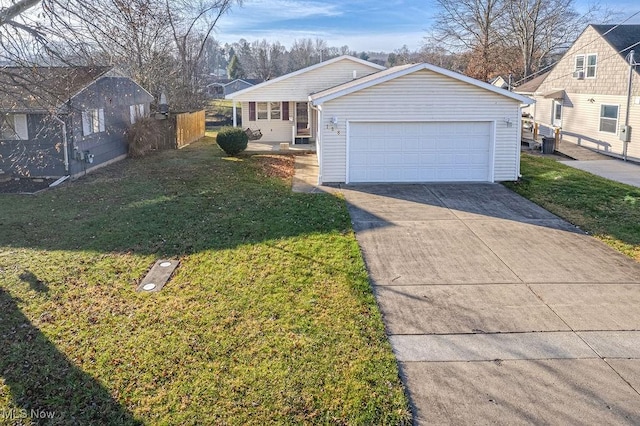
[517, 24, 640, 160]
[226, 56, 386, 144]
[0, 66, 154, 178]
[206, 78, 261, 99]
[226, 56, 532, 184]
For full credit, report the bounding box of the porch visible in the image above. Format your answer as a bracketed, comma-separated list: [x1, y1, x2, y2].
[244, 140, 316, 154]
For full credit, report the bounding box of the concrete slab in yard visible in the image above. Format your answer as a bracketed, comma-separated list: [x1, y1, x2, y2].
[465, 220, 640, 283]
[428, 183, 560, 221]
[137, 259, 179, 292]
[375, 284, 569, 334]
[608, 359, 640, 394]
[578, 331, 640, 359]
[390, 332, 596, 362]
[530, 284, 640, 331]
[401, 359, 640, 425]
[354, 221, 521, 285]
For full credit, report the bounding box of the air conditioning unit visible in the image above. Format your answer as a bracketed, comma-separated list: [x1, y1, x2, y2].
[572, 70, 584, 79]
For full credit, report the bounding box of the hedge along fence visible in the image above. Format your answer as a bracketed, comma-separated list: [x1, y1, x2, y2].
[128, 111, 206, 158]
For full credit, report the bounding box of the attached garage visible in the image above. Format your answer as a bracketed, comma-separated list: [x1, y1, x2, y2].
[310, 63, 533, 184]
[348, 121, 492, 183]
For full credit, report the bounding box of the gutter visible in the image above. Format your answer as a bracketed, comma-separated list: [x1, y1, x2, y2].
[51, 115, 69, 173]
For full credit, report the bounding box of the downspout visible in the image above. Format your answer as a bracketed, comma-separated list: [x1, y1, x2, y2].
[51, 115, 69, 173]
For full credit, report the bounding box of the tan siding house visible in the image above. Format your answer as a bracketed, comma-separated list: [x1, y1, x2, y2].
[226, 56, 384, 143]
[521, 25, 640, 160]
[310, 64, 532, 184]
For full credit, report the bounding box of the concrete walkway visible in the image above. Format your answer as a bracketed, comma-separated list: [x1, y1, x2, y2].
[559, 160, 640, 188]
[341, 183, 640, 424]
[291, 154, 339, 194]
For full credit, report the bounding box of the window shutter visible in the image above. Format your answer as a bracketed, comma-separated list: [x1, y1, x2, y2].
[249, 102, 256, 121]
[140, 104, 144, 117]
[14, 114, 28, 140]
[282, 102, 289, 121]
[98, 108, 105, 132]
[82, 111, 91, 136]
[130, 105, 136, 124]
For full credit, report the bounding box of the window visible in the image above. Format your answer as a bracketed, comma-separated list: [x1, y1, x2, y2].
[599, 104, 618, 133]
[586, 54, 597, 78]
[269, 102, 281, 120]
[130, 104, 145, 124]
[575, 55, 585, 72]
[257, 102, 268, 120]
[82, 108, 105, 136]
[0, 113, 28, 140]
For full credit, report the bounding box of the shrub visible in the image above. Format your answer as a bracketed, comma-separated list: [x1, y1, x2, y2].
[216, 126, 248, 156]
[127, 117, 166, 158]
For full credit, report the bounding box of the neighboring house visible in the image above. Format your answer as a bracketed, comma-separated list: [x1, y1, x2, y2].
[489, 75, 510, 90]
[308, 63, 532, 184]
[0, 66, 154, 178]
[206, 79, 261, 99]
[521, 24, 640, 160]
[226, 55, 386, 144]
[515, 71, 550, 116]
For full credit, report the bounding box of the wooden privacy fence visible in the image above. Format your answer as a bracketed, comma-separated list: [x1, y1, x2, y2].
[155, 110, 205, 149]
[176, 110, 205, 148]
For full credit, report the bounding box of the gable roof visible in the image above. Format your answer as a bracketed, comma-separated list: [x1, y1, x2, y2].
[514, 71, 550, 94]
[310, 63, 533, 105]
[0, 66, 114, 112]
[226, 55, 386, 99]
[592, 24, 640, 60]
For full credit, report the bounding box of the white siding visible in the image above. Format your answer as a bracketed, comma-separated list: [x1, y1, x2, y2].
[240, 101, 294, 142]
[531, 25, 640, 160]
[231, 59, 381, 102]
[533, 92, 640, 159]
[318, 69, 521, 183]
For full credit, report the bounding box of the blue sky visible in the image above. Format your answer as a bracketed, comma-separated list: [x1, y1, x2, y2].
[214, 0, 640, 52]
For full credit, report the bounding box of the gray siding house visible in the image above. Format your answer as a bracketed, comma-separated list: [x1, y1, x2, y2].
[0, 66, 154, 178]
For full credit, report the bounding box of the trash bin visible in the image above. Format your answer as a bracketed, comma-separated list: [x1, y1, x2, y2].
[542, 136, 555, 154]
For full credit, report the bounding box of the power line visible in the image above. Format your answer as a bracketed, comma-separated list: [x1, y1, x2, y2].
[514, 10, 640, 86]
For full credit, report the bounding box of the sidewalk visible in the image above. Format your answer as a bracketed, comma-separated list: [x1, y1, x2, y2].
[554, 142, 640, 188]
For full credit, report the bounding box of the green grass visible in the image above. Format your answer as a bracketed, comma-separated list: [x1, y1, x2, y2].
[504, 153, 640, 261]
[0, 137, 410, 425]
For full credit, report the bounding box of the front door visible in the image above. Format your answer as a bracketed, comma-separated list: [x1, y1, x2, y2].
[552, 100, 563, 127]
[295, 102, 309, 136]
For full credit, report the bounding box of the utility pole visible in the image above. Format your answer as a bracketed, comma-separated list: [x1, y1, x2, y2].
[623, 50, 636, 161]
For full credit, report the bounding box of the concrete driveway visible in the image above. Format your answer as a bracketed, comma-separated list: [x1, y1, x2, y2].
[341, 183, 640, 425]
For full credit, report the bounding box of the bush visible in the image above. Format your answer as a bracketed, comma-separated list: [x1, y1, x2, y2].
[216, 127, 248, 156]
[127, 117, 166, 158]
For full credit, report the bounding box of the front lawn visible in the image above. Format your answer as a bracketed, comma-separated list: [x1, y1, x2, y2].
[0, 137, 410, 425]
[504, 153, 640, 261]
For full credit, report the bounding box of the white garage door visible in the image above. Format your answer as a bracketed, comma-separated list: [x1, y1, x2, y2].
[348, 121, 492, 183]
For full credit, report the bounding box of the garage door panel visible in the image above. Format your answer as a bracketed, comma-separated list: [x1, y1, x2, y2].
[349, 122, 492, 183]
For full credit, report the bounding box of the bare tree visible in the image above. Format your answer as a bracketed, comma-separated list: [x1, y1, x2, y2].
[432, 0, 504, 80]
[503, 0, 602, 78]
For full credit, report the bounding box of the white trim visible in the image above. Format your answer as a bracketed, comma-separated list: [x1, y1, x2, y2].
[344, 119, 497, 183]
[310, 63, 534, 106]
[586, 53, 598, 78]
[599, 103, 619, 134]
[225, 55, 386, 100]
[575, 54, 585, 72]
